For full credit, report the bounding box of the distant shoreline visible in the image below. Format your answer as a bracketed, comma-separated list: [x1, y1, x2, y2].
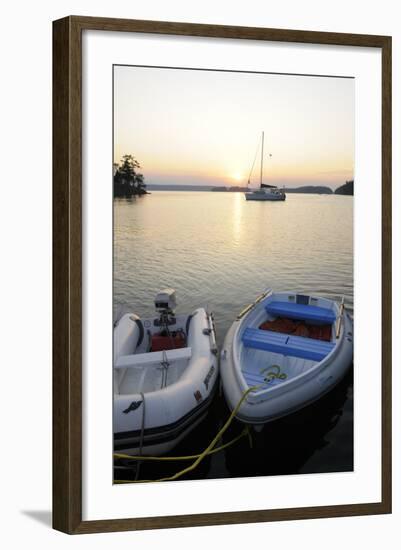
[145, 184, 353, 195]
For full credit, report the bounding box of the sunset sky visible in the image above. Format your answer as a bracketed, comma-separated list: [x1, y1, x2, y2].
[113, 65, 354, 190]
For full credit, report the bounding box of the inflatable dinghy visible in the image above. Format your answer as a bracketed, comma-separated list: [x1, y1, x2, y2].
[114, 289, 219, 455]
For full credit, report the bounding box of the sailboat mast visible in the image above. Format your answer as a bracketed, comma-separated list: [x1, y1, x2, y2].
[260, 131, 264, 186]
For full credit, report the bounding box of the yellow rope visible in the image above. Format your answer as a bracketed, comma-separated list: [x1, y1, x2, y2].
[260, 364, 287, 383]
[114, 427, 249, 462]
[114, 384, 260, 484]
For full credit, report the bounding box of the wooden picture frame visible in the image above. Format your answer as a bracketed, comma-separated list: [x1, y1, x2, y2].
[53, 15, 392, 534]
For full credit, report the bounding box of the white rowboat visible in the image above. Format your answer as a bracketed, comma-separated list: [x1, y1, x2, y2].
[221, 289, 353, 425]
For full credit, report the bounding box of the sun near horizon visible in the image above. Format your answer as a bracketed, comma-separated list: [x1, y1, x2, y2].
[114, 65, 354, 190]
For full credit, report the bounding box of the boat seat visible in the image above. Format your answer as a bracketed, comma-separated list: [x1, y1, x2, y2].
[286, 334, 335, 361]
[242, 328, 335, 361]
[115, 347, 192, 369]
[243, 329, 289, 355]
[265, 301, 336, 324]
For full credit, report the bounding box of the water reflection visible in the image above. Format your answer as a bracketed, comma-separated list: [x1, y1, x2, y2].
[223, 367, 353, 478]
[114, 367, 353, 482]
[114, 191, 353, 480]
[232, 192, 244, 246]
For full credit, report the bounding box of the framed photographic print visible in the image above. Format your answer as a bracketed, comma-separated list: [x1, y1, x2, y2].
[53, 16, 392, 534]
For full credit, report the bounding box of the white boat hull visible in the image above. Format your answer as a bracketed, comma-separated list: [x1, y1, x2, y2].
[221, 290, 353, 425]
[114, 307, 219, 455]
[245, 192, 285, 201]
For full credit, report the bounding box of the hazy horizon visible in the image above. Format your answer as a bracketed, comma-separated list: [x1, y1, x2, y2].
[114, 65, 354, 191]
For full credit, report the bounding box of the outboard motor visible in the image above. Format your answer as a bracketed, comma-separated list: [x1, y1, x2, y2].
[154, 288, 177, 327]
[155, 288, 177, 314]
[152, 289, 186, 351]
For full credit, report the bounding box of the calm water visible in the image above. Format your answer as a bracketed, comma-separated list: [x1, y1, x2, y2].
[114, 191, 353, 481]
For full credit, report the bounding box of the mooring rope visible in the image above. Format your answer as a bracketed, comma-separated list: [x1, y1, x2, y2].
[134, 391, 146, 481]
[114, 383, 263, 484]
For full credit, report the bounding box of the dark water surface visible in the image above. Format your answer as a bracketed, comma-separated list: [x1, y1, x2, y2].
[114, 192, 353, 481]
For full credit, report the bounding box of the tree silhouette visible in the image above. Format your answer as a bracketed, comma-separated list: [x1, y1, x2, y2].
[114, 155, 147, 197]
[334, 180, 354, 196]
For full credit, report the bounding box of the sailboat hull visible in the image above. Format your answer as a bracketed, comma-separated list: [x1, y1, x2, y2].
[245, 192, 286, 201]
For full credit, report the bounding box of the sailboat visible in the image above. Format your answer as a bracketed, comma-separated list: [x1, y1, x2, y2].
[244, 132, 286, 201]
